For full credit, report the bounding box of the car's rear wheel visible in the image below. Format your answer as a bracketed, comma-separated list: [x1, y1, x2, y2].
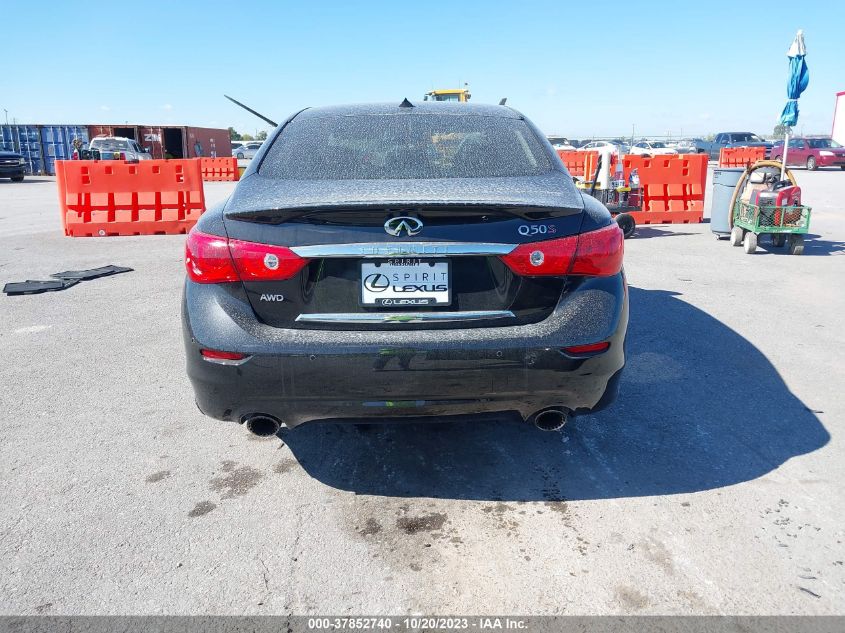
[807, 156, 817, 171]
[237, 153, 244, 159]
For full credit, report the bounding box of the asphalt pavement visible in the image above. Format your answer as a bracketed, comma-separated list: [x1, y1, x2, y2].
[0, 168, 843, 615]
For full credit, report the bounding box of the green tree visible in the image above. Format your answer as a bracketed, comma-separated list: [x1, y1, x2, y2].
[772, 124, 793, 140]
[228, 127, 242, 141]
[241, 133, 254, 141]
[256, 130, 268, 141]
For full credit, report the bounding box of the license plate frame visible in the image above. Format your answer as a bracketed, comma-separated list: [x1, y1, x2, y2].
[360, 258, 451, 307]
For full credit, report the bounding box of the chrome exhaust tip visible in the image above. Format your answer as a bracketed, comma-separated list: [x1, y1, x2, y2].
[243, 414, 282, 438]
[532, 408, 570, 432]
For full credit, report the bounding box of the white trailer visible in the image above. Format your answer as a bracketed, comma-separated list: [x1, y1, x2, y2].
[832, 91, 845, 146]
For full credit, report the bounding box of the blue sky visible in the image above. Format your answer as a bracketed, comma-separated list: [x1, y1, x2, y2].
[2, 0, 843, 138]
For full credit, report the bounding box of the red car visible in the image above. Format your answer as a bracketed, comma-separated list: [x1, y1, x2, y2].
[771, 137, 845, 170]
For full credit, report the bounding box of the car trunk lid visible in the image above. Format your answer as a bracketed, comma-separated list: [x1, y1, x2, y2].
[222, 172, 588, 330]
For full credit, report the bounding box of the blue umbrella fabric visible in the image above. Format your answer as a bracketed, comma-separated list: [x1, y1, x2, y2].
[780, 30, 809, 128]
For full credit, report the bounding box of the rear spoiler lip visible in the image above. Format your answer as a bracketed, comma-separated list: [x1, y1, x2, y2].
[225, 201, 584, 223]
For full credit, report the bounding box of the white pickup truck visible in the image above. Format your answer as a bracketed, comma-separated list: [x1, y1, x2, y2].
[88, 136, 152, 161]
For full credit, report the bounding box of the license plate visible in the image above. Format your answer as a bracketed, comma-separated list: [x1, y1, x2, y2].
[360, 259, 450, 307]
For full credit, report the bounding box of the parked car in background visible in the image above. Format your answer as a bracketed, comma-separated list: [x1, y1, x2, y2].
[0, 150, 26, 181]
[234, 141, 263, 159]
[88, 136, 151, 161]
[231, 141, 244, 156]
[671, 139, 704, 154]
[547, 136, 577, 151]
[696, 132, 773, 160]
[629, 141, 678, 156]
[771, 137, 845, 170]
[579, 140, 628, 155]
[183, 101, 627, 437]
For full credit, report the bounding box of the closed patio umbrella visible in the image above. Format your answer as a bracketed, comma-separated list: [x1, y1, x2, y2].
[779, 30, 809, 180]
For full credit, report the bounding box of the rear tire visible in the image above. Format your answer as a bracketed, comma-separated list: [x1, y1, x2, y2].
[807, 156, 817, 171]
[11, 176, 24, 182]
[743, 232, 757, 254]
[615, 213, 636, 238]
[730, 226, 744, 247]
[789, 234, 804, 255]
[237, 153, 244, 159]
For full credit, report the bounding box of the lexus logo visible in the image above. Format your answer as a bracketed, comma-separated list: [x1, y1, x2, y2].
[363, 274, 390, 292]
[384, 216, 423, 237]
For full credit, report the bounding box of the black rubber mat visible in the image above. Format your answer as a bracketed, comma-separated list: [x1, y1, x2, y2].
[3, 279, 81, 295]
[50, 265, 134, 281]
[3, 264, 132, 296]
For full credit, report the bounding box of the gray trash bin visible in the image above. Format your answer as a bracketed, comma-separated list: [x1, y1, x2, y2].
[710, 167, 745, 236]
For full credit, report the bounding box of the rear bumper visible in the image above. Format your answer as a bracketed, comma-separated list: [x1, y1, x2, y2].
[817, 156, 845, 167]
[182, 274, 628, 427]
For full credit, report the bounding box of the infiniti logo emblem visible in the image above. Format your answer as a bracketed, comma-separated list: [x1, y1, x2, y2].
[384, 216, 423, 237]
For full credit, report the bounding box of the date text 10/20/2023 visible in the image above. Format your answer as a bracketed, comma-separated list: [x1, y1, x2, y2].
[306, 617, 528, 630]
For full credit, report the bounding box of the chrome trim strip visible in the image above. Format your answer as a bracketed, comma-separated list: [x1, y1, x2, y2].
[295, 310, 515, 324]
[290, 242, 517, 258]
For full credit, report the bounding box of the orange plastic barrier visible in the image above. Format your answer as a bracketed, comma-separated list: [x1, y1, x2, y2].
[718, 146, 766, 167]
[556, 150, 598, 178]
[628, 154, 707, 225]
[199, 156, 240, 181]
[619, 155, 651, 184]
[56, 159, 206, 237]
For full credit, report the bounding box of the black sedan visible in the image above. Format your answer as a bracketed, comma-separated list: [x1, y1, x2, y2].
[182, 101, 627, 437]
[0, 151, 26, 181]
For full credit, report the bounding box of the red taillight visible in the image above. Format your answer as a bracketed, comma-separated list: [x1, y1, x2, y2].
[185, 229, 308, 283]
[500, 234, 579, 276]
[570, 223, 625, 276]
[228, 239, 309, 281]
[200, 349, 247, 361]
[185, 230, 240, 283]
[500, 224, 624, 277]
[562, 342, 610, 356]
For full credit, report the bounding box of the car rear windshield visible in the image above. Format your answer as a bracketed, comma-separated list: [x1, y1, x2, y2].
[90, 139, 130, 151]
[259, 114, 553, 180]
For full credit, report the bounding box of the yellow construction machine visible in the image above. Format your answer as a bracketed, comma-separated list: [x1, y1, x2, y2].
[423, 88, 471, 103]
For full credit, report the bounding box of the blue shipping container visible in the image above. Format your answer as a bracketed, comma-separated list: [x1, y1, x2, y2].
[0, 124, 89, 174]
[0, 125, 43, 175]
[41, 125, 88, 175]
